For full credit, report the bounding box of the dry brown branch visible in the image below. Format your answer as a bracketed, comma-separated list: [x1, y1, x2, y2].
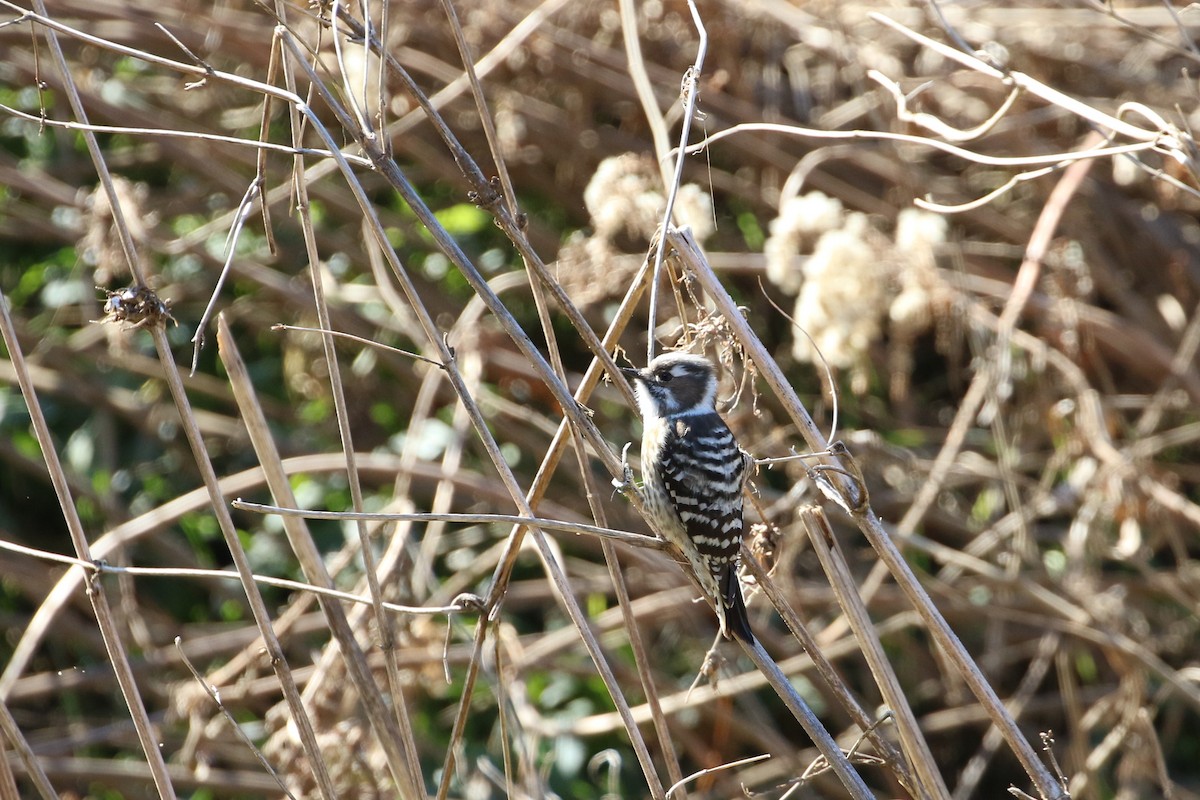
[2, 1, 1199, 798]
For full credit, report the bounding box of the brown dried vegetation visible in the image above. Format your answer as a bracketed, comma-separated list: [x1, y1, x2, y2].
[1, 1, 1198, 799]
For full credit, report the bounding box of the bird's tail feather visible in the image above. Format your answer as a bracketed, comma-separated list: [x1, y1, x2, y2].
[720, 569, 755, 643]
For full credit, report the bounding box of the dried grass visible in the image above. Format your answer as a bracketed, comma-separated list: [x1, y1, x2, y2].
[1, 1, 1198, 798]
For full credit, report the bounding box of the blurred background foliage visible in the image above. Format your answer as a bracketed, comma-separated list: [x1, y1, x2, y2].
[2, 0, 1200, 798]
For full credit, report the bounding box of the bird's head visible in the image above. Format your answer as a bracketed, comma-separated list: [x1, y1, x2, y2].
[622, 352, 718, 419]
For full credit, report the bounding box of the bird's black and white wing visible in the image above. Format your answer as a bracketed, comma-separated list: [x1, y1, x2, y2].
[657, 412, 754, 641]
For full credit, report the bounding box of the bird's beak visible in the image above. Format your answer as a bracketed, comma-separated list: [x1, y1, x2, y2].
[620, 366, 642, 382]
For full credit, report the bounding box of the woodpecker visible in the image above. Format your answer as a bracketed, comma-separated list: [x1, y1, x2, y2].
[622, 352, 755, 642]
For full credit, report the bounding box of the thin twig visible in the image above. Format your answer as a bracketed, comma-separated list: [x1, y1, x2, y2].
[192, 179, 260, 373]
[0, 103, 368, 162]
[871, 11, 1192, 149]
[618, 0, 670, 174]
[173, 638, 297, 799]
[330, 0, 373, 139]
[232, 500, 666, 549]
[0, 537, 478, 613]
[800, 507, 951, 800]
[688, 121, 1169, 169]
[869, 68, 1022, 142]
[645, 0, 708, 363]
[271, 323, 445, 367]
[0, 700, 56, 799]
[736, 637, 875, 799]
[951, 633, 1061, 800]
[740, 546, 921, 795]
[666, 752, 772, 799]
[284, 45, 426, 790]
[437, 0, 519, 217]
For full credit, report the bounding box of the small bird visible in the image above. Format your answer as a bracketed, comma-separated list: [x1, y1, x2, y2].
[622, 352, 755, 642]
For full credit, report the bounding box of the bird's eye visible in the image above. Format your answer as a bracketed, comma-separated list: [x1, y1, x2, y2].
[657, 371, 673, 383]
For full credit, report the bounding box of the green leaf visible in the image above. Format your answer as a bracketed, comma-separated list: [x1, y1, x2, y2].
[435, 203, 490, 236]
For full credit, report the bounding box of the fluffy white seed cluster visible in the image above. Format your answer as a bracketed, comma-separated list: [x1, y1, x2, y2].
[561, 154, 715, 306]
[790, 212, 885, 374]
[764, 192, 948, 391]
[583, 152, 714, 243]
[890, 208, 949, 340]
[764, 191, 844, 293]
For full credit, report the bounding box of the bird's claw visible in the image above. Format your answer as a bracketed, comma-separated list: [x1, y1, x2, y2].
[611, 441, 637, 496]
